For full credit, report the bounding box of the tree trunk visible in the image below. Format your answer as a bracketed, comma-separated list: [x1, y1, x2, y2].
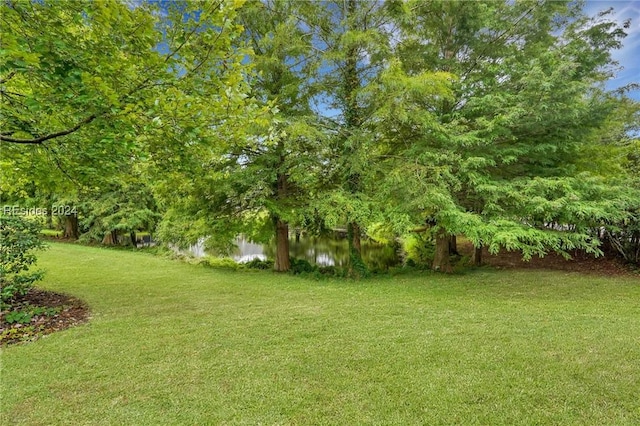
[45, 193, 54, 229]
[342, 0, 366, 278]
[351, 221, 362, 253]
[472, 245, 483, 266]
[432, 228, 453, 273]
[347, 221, 366, 278]
[46, 206, 53, 230]
[46, 211, 53, 230]
[130, 231, 137, 248]
[272, 165, 291, 272]
[274, 216, 291, 272]
[449, 234, 459, 255]
[63, 214, 79, 239]
[102, 230, 119, 245]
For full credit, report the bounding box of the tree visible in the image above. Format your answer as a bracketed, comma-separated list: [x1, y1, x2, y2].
[222, 0, 322, 271]
[371, 0, 637, 271]
[591, 97, 640, 265]
[296, 0, 398, 277]
[1, 0, 163, 146]
[2, 0, 256, 249]
[0, 216, 45, 309]
[80, 171, 160, 246]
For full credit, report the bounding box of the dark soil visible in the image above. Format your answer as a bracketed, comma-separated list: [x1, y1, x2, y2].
[458, 241, 638, 277]
[1, 289, 90, 346]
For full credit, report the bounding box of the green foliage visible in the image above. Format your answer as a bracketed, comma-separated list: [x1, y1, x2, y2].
[403, 233, 435, 267]
[155, 0, 323, 270]
[3, 310, 32, 325]
[79, 178, 160, 245]
[1, 0, 163, 153]
[3, 304, 61, 324]
[603, 138, 640, 265]
[2, 0, 256, 253]
[0, 216, 45, 309]
[371, 0, 638, 268]
[243, 258, 274, 270]
[2, 0, 637, 276]
[197, 256, 240, 271]
[288, 258, 315, 275]
[301, 0, 397, 276]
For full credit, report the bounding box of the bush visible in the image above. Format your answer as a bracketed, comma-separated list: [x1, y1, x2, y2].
[604, 208, 639, 266]
[317, 265, 339, 276]
[402, 233, 435, 268]
[0, 216, 46, 309]
[244, 258, 274, 270]
[289, 258, 315, 275]
[198, 256, 239, 270]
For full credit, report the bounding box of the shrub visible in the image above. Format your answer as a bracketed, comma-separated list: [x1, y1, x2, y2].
[289, 258, 315, 275]
[402, 233, 435, 268]
[198, 256, 240, 270]
[604, 209, 640, 266]
[317, 265, 337, 276]
[0, 216, 46, 309]
[244, 258, 274, 270]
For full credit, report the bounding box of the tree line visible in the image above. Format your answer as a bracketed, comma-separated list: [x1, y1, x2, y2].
[1, 0, 639, 275]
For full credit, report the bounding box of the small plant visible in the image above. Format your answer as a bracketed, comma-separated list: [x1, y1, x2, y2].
[244, 258, 274, 270]
[198, 256, 240, 270]
[402, 233, 435, 268]
[4, 310, 33, 324]
[0, 324, 39, 345]
[289, 258, 316, 275]
[0, 216, 46, 310]
[2, 304, 62, 324]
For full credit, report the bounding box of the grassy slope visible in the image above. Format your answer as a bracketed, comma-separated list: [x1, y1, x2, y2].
[1, 243, 639, 425]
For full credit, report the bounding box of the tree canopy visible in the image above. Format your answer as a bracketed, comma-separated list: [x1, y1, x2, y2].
[2, 0, 638, 273]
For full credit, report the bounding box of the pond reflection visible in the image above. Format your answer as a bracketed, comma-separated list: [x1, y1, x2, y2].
[261, 236, 400, 270]
[190, 235, 400, 270]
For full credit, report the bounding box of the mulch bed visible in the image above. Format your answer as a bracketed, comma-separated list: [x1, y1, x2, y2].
[1, 289, 90, 346]
[458, 242, 637, 277]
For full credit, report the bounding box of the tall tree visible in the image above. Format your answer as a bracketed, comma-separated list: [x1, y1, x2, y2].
[376, 0, 637, 271]
[236, 0, 322, 271]
[1, 0, 255, 246]
[153, 0, 322, 272]
[300, 0, 396, 277]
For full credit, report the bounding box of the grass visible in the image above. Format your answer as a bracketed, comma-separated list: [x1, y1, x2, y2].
[39, 229, 152, 238]
[1, 243, 639, 425]
[39, 229, 62, 237]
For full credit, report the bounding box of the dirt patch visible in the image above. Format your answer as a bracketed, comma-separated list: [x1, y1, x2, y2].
[458, 241, 637, 277]
[1, 289, 90, 346]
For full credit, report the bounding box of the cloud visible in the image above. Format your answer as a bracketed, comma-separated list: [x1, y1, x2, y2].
[584, 1, 640, 99]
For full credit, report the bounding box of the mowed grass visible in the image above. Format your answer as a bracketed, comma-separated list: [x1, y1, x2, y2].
[1, 244, 639, 425]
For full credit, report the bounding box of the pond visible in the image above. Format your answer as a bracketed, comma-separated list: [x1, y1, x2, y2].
[190, 235, 401, 270]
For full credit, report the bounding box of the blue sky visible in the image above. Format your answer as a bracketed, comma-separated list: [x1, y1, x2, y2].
[145, 0, 639, 102]
[584, 1, 640, 100]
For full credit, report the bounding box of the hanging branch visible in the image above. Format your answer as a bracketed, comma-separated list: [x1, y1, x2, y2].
[0, 114, 97, 144]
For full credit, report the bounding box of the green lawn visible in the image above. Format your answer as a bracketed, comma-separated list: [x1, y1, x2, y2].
[1, 243, 639, 425]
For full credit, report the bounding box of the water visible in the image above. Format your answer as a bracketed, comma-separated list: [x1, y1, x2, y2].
[190, 235, 400, 270]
